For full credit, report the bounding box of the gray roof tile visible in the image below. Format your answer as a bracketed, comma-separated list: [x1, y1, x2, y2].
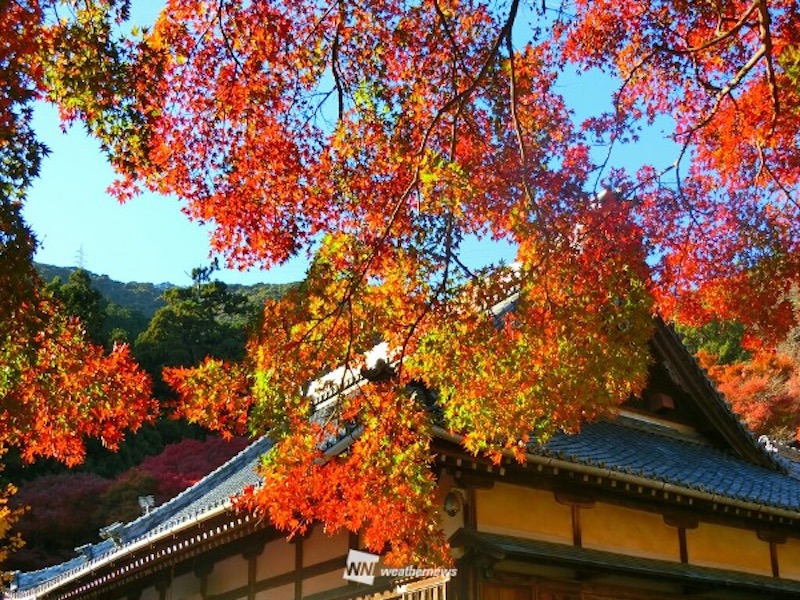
[13, 436, 272, 593]
[537, 416, 800, 510]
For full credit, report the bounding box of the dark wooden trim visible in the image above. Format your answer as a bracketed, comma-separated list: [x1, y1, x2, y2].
[154, 575, 170, 600]
[194, 561, 214, 600]
[758, 530, 788, 544]
[206, 555, 347, 600]
[457, 469, 496, 490]
[678, 527, 688, 564]
[247, 555, 257, 600]
[466, 487, 478, 530]
[571, 506, 582, 548]
[664, 513, 699, 530]
[555, 491, 595, 509]
[771, 541, 780, 578]
[294, 538, 303, 600]
[242, 539, 264, 600]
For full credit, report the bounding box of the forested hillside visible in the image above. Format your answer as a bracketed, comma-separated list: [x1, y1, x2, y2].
[3, 265, 297, 572]
[35, 263, 170, 318]
[12, 264, 798, 572]
[34, 263, 296, 319]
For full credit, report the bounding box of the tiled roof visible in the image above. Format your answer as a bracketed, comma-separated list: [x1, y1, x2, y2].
[538, 416, 800, 511]
[14, 416, 800, 596]
[11, 318, 800, 596]
[650, 318, 780, 469]
[12, 436, 271, 595]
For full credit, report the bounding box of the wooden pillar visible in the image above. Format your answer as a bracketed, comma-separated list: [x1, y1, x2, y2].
[242, 541, 265, 600]
[555, 492, 595, 548]
[663, 514, 698, 564]
[294, 537, 304, 600]
[758, 530, 787, 578]
[677, 527, 688, 564]
[155, 575, 171, 600]
[193, 561, 214, 599]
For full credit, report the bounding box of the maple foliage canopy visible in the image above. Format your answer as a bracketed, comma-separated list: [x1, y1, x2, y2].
[4, 0, 800, 565]
[699, 300, 800, 441]
[702, 348, 800, 440]
[0, 0, 156, 555]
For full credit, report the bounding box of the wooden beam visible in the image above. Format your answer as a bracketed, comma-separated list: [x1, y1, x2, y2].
[770, 541, 780, 578]
[663, 513, 699, 530]
[678, 527, 688, 564]
[555, 491, 595, 509]
[456, 469, 496, 490]
[294, 538, 303, 600]
[572, 506, 582, 548]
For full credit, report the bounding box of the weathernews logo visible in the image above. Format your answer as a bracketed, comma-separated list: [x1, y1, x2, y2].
[343, 549, 457, 585]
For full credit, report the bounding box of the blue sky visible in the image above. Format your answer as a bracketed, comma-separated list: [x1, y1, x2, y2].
[22, 103, 517, 285]
[24, 102, 310, 286]
[22, 0, 270, 286]
[22, 2, 677, 286]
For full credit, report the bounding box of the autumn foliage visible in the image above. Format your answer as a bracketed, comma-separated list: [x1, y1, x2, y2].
[3, 0, 800, 566]
[699, 307, 800, 441]
[137, 436, 250, 502]
[703, 350, 800, 440]
[1, 296, 155, 466]
[8, 436, 249, 571]
[1, 0, 157, 562]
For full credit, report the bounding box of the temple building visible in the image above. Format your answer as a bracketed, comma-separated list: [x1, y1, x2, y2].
[8, 319, 800, 600]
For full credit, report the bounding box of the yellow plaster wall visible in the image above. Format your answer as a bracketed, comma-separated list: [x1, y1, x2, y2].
[581, 502, 679, 561]
[206, 553, 248, 595]
[303, 527, 349, 567]
[255, 583, 294, 600]
[777, 537, 800, 580]
[686, 523, 771, 575]
[475, 483, 572, 544]
[138, 586, 159, 600]
[258, 538, 296, 578]
[170, 572, 201, 599]
[302, 570, 346, 596]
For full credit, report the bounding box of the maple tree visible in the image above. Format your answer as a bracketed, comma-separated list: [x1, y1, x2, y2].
[0, 0, 156, 564]
[4, 0, 800, 566]
[702, 348, 800, 441]
[699, 296, 800, 441]
[143, 0, 800, 564]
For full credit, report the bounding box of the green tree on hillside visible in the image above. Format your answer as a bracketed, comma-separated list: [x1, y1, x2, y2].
[134, 272, 255, 395]
[45, 269, 106, 344]
[45, 268, 150, 348]
[676, 320, 750, 366]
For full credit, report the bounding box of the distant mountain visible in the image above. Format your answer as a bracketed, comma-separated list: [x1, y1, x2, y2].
[34, 263, 298, 319]
[35, 263, 170, 318]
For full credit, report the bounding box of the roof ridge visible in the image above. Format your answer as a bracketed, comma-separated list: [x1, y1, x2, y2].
[123, 436, 271, 537]
[12, 436, 273, 594]
[653, 317, 782, 471]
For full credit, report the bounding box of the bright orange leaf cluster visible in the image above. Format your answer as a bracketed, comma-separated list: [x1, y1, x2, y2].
[700, 333, 800, 440]
[560, 0, 800, 344]
[1, 295, 156, 466]
[1, 0, 156, 470]
[130, 0, 800, 562]
[5, 0, 800, 565]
